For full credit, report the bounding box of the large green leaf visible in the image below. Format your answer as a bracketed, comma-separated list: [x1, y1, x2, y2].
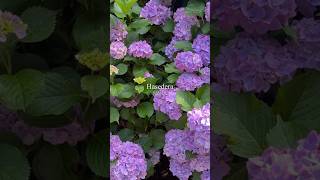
[81, 75, 108, 103]
[176, 90, 196, 111]
[0, 143, 30, 180]
[273, 72, 320, 131]
[32, 145, 79, 180]
[86, 130, 108, 178]
[213, 92, 276, 158]
[110, 83, 135, 99]
[25, 72, 83, 116]
[267, 118, 308, 149]
[0, 69, 44, 111]
[21, 7, 56, 43]
[110, 107, 120, 124]
[136, 102, 154, 118]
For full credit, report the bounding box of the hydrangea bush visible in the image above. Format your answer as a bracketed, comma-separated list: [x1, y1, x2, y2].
[110, 0, 213, 179]
[213, 0, 320, 179]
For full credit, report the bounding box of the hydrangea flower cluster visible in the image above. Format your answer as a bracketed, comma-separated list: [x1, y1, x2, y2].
[175, 51, 203, 73]
[173, 8, 199, 40]
[140, 0, 172, 25]
[247, 131, 320, 180]
[110, 134, 147, 180]
[110, 20, 128, 42]
[0, 105, 92, 145]
[286, 18, 320, 70]
[153, 89, 182, 120]
[176, 73, 205, 91]
[212, 0, 297, 34]
[164, 39, 179, 60]
[128, 40, 153, 59]
[0, 11, 27, 42]
[110, 41, 127, 60]
[205, 1, 210, 22]
[214, 33, 298, 92]
[110, 96, 140, 108]
[164, 104, 231, 180]
[192, 34, 210, 66]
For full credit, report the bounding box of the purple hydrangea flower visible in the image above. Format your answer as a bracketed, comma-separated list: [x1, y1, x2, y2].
[11, 120, 42, 145]
[214, 33, 298, 92]
[165, 39, 179, 60]
[42, 121, 91, 145]
[175, 51, 203, 73]
[190, 155, 210, 172]
[247, 131, 320, 180]
[193, 34, 210, 66]
[0, 11, 27, 42]
[148, 149, 160, 165]
[173, 8, 198, 25]
[212, 0, 296, 34]
[110, 20, 128, 42]
[110, 134, 147, 180]
[205, 1, 210, 22]
[144, 71, 154, 78]
[173, 22, 193, 41]
[200, 67, 210, 84]
[111, 96, 140, 108]
[140, 0, 172, 25]
[201, 170, 210, 180]
[187, 103, 210, 132]
[128, 40, 153, 59]
[110, 41, 127, 60]
[159, 0, 172, 6]
[169, 159, 193, 180]
[176, 73, 204, 91]
[296, 0, 320, 17]
[153, 89, 182, 120]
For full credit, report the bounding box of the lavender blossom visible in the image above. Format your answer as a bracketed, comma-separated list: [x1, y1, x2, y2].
[140, 0, 172, 25]
[175, 51, 203, 73]
[165, 39, 179, 60]
[205, 1, 210, 22]
[0, 11, 27, 42]
[128, 40, 153, 59]
[192, 34, 210, 66]
[110, 20, 128, 42]
[110, 41, 127, 60]
[176, 73, 204, 91]
[153, 89, 182, 120]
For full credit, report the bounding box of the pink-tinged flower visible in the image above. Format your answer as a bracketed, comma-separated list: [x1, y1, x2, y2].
[110, 41, 127, 60]
[128, 40, 153, 59]
[193, 34, 210, 66]
[0, 11, 27, 42]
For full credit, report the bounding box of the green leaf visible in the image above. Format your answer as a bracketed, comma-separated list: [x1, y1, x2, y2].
[267, 118, 308, 149]
[164, 63, 180, 74]
[283, 26, 297, 42]
[110, 83, 135, 99]
[21, 7, 56, 43]
[201, 23, 210, 34]
[185, 0, 205, 17]
[137, 102, 154, 118]
[165, 114, 187, 130]
[0, 69, 44, 111]
[156, 112, 168, 123]
[162, 19, 174, 32]
[129, 19, 151, 35]
[86, 130, 108, 177]
[115, 0, 138, 14]
[116, 63, 128, 75]
[167, 74, 179, 84]
[110, 107, 120, 124]
[196, 84, 210, 104]
[0, 143, 30, 180]
[175, 41, 193, 51]
[150, 129, 165, 150]
[135, 85, 144, 94]
[73, 12, 107, 51]
[273, 72, 320, 131]
[136, 136, 153, 152]
[150, 53, 166, 66]
[118, 128, 135, 141]
[176, 91, 196, 111]
[81, 75, 108, 103]
[33, 144, 79, 180]
[25, 72, 82, 116]
[192, 172, 201, 180]
[213, 92, 276, 158]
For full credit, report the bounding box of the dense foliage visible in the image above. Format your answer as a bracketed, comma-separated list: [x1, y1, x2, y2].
[213, 0, 320, 179]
